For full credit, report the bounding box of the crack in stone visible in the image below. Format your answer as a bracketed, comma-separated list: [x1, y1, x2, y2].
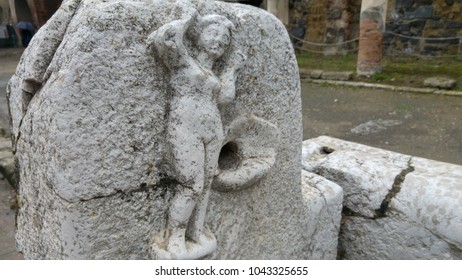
[341, 206, 371, 219]
[342, 158, 415, 220]
[375, 157, 414, 218]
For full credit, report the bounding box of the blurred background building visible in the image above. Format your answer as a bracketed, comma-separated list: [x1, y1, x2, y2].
[6, 0, 62, 27]
[1, 0, 461, 57]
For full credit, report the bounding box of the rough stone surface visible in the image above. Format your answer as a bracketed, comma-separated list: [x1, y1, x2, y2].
[8, 0, 306, 259]
[302, 136, 410, 218]
[303, 136, 462, 259]
[393, 157, 462, 251]
[339, 215, 462, 259]
[423, 77, 457, 90]
[301, 170, 343, 260]
[0, 126, 14, 187]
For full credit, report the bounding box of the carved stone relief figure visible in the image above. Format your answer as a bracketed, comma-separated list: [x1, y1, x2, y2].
[147, 5, 245, 259]
[9, 0, 305, 260]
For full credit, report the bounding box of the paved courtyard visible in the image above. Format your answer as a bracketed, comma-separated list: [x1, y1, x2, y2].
[302, 82, 462, 166]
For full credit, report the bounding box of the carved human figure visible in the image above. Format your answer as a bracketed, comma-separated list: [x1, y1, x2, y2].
[147, 10, 244, 259]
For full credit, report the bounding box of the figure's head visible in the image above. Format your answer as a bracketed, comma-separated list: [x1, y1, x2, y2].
[195, 15, 234, 59]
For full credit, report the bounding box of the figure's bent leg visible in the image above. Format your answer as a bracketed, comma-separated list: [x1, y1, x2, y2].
[188, 136, 222, 244]
[164, 131, 205, 258]
[166, 187, 196, 255]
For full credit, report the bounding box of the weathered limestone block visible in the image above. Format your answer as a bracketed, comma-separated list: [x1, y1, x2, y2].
[392, 157, 462, 251]
[8, 0, 307, 259]
[423, 77, 457, 89]
[301, 170, 343, 259]
[303, 136, 462, 259]
[339, 215, 462, 259]
[303, 136, 411, 218]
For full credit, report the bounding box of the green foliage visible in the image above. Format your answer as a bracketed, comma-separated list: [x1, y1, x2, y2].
[296, 52, 462, 89]
[372, 72, 388, 81]
[296, 53, 356, 72]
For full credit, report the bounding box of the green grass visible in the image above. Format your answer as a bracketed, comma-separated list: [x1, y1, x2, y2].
[296, 52, 462, 90]
[371, 72, 389, 81]
[296, 52, 357, 72]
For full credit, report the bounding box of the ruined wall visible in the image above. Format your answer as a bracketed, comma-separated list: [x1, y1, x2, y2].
[289, 0, 361, 54]
[288, 0, 461, 56]
[324, 0, 361, 54]
[289, 0, 327, 52]
[386, 0, 462, 56]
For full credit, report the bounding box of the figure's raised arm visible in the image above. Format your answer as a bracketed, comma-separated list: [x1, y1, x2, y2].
[147, 12, 197, 69]
[218, 50, 246, 106]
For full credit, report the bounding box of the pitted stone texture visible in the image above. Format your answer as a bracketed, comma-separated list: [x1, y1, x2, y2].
[9, 0, 305, 259]
[0, 126, 14, 187]
[302, 136, 411, 218]
[392, 157, 462, 250]
[16, 184, 173, 259]
[8, 0, 83, 153]
[303, 136, 462, 259]
[301, 171, 343, 260]
[339, 215, 462, 260]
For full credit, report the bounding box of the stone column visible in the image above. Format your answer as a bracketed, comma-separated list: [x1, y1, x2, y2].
[266, 0, 276, 15]
[8, 0, 18, 23]
[266, 0, 289, 26]
[356, 0, 388, 77]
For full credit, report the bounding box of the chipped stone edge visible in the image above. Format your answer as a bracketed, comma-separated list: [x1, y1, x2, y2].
[302, 136, 462, 258]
